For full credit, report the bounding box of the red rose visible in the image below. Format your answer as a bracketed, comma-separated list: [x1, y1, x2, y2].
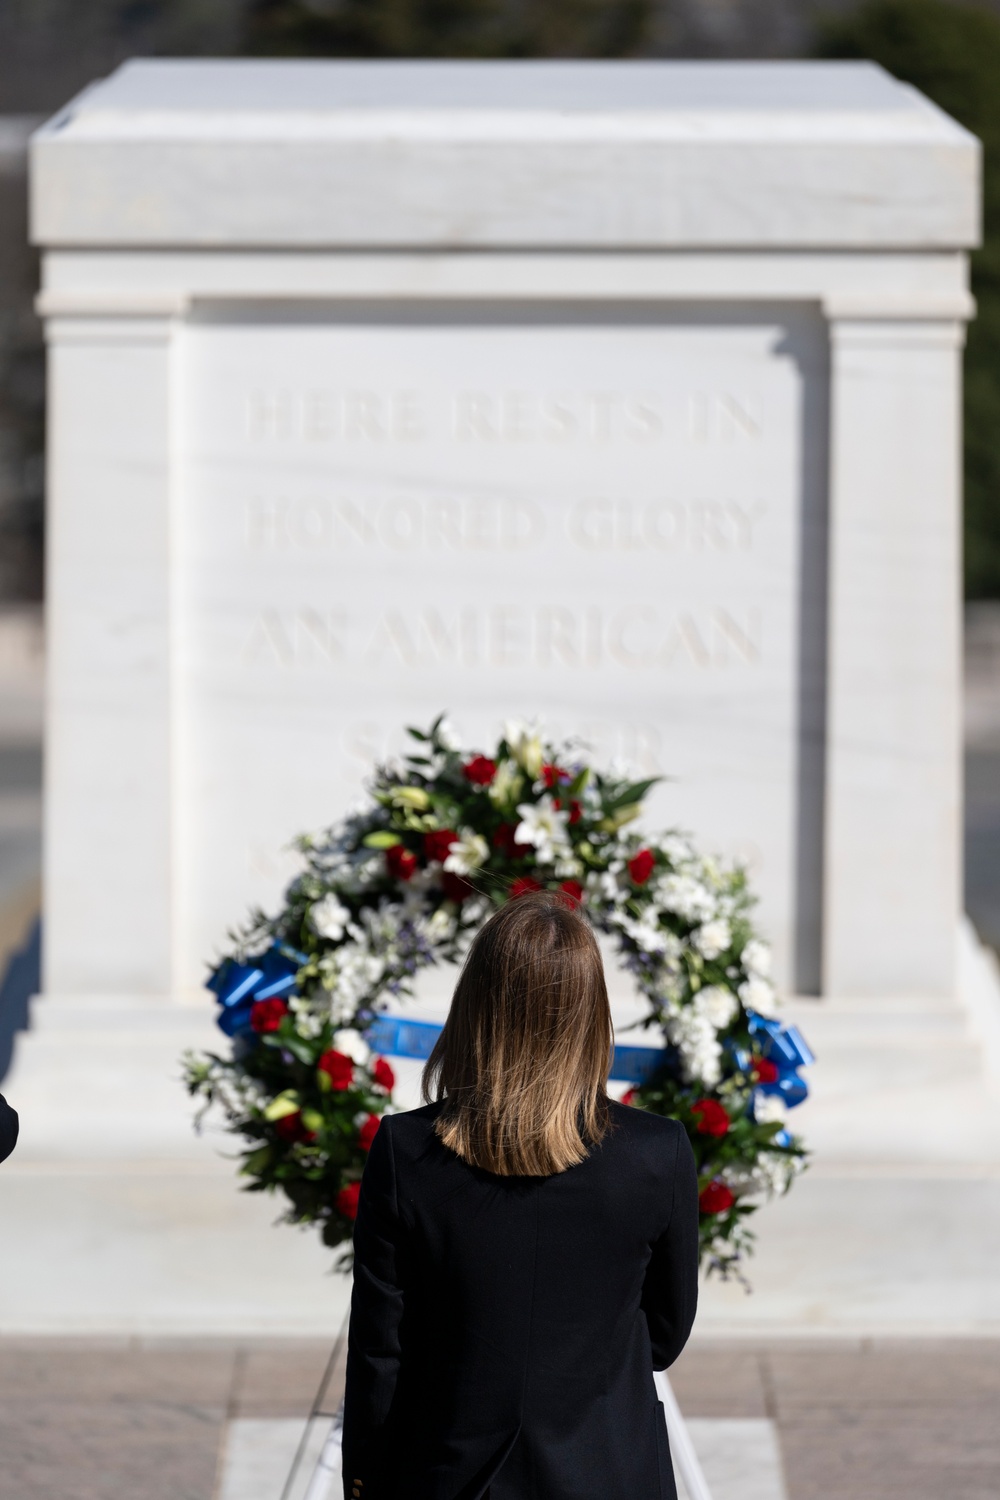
[463, 755, 497, 786]
[628, 849, 655, 885]
[386, 844, 417, 881]
[358, 1114, 381, 1151]
[699, 1180, 735, 1216]
[372, 1057, 395, 1090]
[568, 799, 582, 825]
[492, 823, 522, 858]
[317, 1049, 354, 1091]
[559, 880, 584, 906]
[691, 1098, 730, 1137]
[275, 1111, 316, 1145]
[336, 1181, 361, 1220]
[250, 997, 288, 1034]
[424, 829, 458, 864]
[621, 1089, 637, 1107]
[542, 764, 568, 788]
[510, 876, 543, 899]
[441, 871, 474, 904]
[754, 1058, 779, 1084]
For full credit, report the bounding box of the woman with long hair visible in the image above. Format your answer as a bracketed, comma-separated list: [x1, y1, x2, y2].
[342, 890, 699, 1500]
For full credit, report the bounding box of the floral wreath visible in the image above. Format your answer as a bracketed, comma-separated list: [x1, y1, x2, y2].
[185, 715, 811, 1280]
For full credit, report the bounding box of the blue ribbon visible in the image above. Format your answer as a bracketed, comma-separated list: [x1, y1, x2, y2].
[208, 942, 307, 1038]
[364, 1016, 671, 1084]
[365, 1010, 813, 1096]
[746, 1010, 815, 1110]
[210, 956, 815, 1106]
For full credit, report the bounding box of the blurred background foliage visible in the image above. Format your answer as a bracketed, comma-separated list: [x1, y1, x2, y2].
[818, 0, 1000, 599]
[0, 0, 999, 596]
[243, 0, 654, 59]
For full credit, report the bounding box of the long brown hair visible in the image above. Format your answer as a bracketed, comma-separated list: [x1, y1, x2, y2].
[422, 891, 613, 1176]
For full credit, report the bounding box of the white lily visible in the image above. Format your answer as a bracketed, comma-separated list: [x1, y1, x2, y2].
[487, 758, 523, 809]
[514, 794, 570, 863]
[504, 720, 545, 779]
[444, 831, 489, 876]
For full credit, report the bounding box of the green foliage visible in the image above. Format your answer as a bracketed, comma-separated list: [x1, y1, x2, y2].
[243, 0, 653, 59]
[818, 0, 1000, 597]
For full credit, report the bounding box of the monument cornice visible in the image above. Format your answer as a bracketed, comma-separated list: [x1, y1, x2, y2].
[30, 60, 979, 253]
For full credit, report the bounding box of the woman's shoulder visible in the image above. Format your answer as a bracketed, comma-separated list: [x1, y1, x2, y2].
[379, 1100, 444, 1153]
[605, 1100, 688, 1165]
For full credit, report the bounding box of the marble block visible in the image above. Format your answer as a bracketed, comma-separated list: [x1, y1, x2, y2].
[29, 60, 977, 1011]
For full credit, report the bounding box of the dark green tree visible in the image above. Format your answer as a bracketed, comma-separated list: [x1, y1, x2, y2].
[244, 0, 653, 58]
[819, 0, 1000, 597]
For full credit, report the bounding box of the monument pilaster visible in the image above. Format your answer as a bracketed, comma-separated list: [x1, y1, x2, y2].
[823, 306, 967, 995]
[42, 306, 180, 997]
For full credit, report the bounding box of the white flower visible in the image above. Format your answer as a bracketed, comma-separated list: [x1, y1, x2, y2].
[623, 916, 670, 955]
[288, 996, 325, 1039]
[514, 795, 570, 863]
[694, 985, 739, 1030]
[443, 831, 489, 876]
[739, 976, 777, 1015]
[504, 720, 544, 779]
[462, 896, 491, 926]
[425, 906, 456, 942]
[694, 919, 731, 961]
[614, 910, 681, 962]
[321, 941, 387, 1020]
[586, 869, 623, 904]
[723, 1150, 800, 1200]
[741, 939, 772, 978]
[310, 893, 351, 941]
[487, 758, 524, 809]
[656, 873, 716, 924]
[665, 1007, 722, 1087]
[753, 1091, 787, 1125]
[756, 1150, 801, 1196]
[332, 1028, 371, 1066]
[661, 834, 695, 868]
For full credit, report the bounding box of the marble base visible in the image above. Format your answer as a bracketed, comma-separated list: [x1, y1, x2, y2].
[1, 921, 998, 1337]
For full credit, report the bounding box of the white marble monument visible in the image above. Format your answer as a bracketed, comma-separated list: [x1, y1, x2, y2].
[30, 59, 976, 1003]
[7, 60, 997, 1338]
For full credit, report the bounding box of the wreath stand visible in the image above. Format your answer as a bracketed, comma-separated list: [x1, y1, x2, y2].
[279, 1316, 714, 1500]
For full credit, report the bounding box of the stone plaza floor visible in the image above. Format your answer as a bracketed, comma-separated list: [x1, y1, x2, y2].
[1, 1336, 999, 1500]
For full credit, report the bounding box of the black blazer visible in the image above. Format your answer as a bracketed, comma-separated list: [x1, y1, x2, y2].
[343, 1099, 699, 1500]
[0, 1093, 18, 1163]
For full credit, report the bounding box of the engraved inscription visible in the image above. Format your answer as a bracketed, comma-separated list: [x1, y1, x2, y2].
[244, 495, 765, 554]
[245, 495, 544, 552]
[244, 608, 349, 667]
[453, 391, 662, 443]
[688, 393, 760, 443]
[244, 388, 764, 445]
[568, 498, 765, 552]
[247, 388, 426, 443]
[242, 606, 761, 671]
